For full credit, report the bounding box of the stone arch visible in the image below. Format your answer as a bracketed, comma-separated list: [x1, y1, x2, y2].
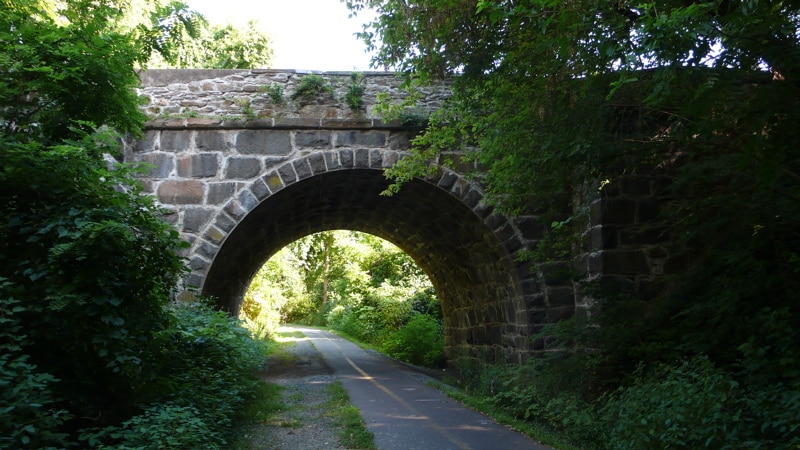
[192, 149, 538, 363]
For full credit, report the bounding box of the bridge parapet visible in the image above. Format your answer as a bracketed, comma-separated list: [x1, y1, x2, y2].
[137, 69, 451, 122]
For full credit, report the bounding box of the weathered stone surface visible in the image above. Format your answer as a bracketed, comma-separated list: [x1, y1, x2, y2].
[264, 172, 283, 192]
[207, 182, 238, 205]
[183, 207, 214, 233]
[336, 131, 386, 147]
[160, 131, 192, 152]
[307, 153, 326, 175]
[250, 178, 271, 200]
[296, 131, 332, 148]
[369, 149, 383, 168]
[236, 130, 291, 155]
[133, 130, 159, 152]
[225, 157, 262, 179]
[354, 148, 369, 168]
[156, 180, 204, 204]
[177, 153, 219, 178]
[141, 153, 174, 177]
[195, 130, 230, 150]
[339, 148, 354, 167]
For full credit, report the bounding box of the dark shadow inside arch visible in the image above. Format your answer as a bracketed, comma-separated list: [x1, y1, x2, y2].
[203, 169, 527, 363]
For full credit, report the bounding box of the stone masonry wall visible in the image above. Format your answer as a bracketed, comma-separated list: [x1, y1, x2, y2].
[137, 69, 451, 122]
[129, 70, 588, 366]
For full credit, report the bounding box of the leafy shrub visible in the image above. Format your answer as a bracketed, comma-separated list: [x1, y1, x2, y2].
[601, 356, 742, 449]
[344, 72, 366, 110]
[0, 292, 70, 450]
[81, 302, 265, 449]
[83, 403, 221, 450]
[382, 314, 445, 368]
[261, 83, 285, 104]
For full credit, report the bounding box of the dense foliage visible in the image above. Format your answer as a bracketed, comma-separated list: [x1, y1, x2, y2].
[242, 231, 445, 367]
[347, 0, 800, 447]
[0, 1, 270, 447]
[142, 2, 273, 69]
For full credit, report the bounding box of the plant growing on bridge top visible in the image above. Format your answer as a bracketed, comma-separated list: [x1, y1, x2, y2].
[344, 72, 367, 111]
[261, 83, 285, 104]
[233, 96, 256, 119]
[290, 74, 333, 103]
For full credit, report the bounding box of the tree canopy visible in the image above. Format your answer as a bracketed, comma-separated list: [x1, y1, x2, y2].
[0, 1, 271, 447]
[347, 0, 800, 447]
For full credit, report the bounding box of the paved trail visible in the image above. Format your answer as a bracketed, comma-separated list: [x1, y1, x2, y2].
[292, 326, 551, 450]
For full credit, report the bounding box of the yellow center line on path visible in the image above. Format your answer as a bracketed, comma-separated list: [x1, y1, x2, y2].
[342, 353, 473, 450]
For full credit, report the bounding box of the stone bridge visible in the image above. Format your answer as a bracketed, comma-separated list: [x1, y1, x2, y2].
[127, 69, 661, 365]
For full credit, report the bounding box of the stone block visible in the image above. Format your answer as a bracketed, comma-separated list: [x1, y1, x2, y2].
[224, 200, 247, 220]
[133, 130, 159, 152]
[185, 273, 204, 290]
[140, 153, 174, 177]
[188, 256, 209, 271]
[225, 157, 262, 179]
[250, 178, 271, 200]
[388, 131, 412, 150]
[369, 149, 383, 168]
[177, 153, 219, 178]
[236, 130, 291, 155]
[336, 131, 387, 147]
[182, 207, 214, 233]
[214, 213, 236, 232]
[194, 130, 230, 150]
[264, 172, 283, 192]
[307, 153, 326, 175]
[207, 182, 238, 205]
[238, 189, 259, 212]
[354, 148, 369, 168]
[515, 216, 545, 240]
[324, 151, 341, 170]
[196, 240, 219, 259]
[160, 130, 192, 152]
[339, 148, 354, 167]
[295, 131, 332, 148]
[157, 180, 204, 204]
[203, 225, 225, 244]
[503, 236, 524, 254]
[438, 171, 457, 190]
[293, 158, 312, 180]
[278, 163, 297, 185]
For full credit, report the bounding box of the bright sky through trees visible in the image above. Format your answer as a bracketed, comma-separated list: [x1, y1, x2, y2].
[184, 0, 377, 71]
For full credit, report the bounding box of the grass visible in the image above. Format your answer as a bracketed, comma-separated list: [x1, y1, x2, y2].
[325, 381, 377, 450]
[422, 379, 580, 450]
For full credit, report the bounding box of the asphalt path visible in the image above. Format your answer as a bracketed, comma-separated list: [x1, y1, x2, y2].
[292, 326, 551, 450]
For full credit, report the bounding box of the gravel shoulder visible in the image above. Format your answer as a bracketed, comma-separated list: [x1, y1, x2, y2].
[245, 332, 348, 450]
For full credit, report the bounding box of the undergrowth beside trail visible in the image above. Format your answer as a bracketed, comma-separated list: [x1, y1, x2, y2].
[326, 381, 377, 450]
